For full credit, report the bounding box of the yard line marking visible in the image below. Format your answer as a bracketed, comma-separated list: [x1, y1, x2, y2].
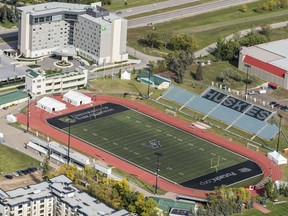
[123, 147, 129, 150]
[166, 167, 173, 170]
[199, 148, 204, 151]
[126, 116, 131, 118]
[179, 172, 184, 176]
[188, 143, 194, 146]
[146, 125, 151, 128]
[222, 158, 227, 160]
[135, 120, 141, 123]
[134, 152, 140, 155]
[167, 134, 172, 137]
[145, 157, 150, 160]
[156, 129, 162, 132]
[113, 142, 118, 146]
[83, 128, 88, 131]
[210, 153, 216, 156]
[92, 133, 97, 136]
[177, 139, 183, 141]
[103, 138, 108, 141]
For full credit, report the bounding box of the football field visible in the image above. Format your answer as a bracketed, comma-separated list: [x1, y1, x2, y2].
[47, 103, 263, 190]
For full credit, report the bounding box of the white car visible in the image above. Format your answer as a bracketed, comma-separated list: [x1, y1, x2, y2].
[126, 9, 132, 13]
[12, 172, 19, 177]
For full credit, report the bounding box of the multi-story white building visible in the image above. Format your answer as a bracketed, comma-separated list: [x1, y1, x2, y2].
[0, 175, 129, 216]
[18, 2, 128, 64]
[25, 66, 88, 96]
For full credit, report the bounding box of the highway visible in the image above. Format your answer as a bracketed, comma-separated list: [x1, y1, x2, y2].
[119, 0, 199, 17]
[128, 0, 256, 28]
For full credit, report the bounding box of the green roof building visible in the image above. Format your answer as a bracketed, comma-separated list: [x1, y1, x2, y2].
[137, 70, 171, 89]
[0, 91, 28, 109]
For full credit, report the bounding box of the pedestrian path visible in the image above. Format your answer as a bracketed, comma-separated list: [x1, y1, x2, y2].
[254, 203, 271, 214]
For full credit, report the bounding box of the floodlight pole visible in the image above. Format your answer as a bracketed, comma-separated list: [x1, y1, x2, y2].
[67, 117, 71, 164]
[277, 114, 283, 152]
[245, 64, 251, 101]
[147, 70, 151, 99]
[26, 96, 30, 133]
[154, 152, 162, 194]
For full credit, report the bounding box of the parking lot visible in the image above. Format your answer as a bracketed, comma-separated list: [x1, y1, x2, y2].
[0, 171, 42, 191]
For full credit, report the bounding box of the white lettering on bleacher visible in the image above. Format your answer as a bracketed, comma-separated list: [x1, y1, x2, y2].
[70, 105, 113, 121]
[199, 172, 237, 186]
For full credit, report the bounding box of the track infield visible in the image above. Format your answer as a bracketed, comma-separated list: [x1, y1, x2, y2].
[47, 102, 263, 190]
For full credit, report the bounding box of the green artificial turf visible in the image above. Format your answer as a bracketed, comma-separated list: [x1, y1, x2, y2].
[64, 108, 247, 184]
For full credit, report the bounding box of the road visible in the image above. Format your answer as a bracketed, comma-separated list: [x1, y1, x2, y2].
[120, 0, 199, 17]
[128, 0, 256, 28]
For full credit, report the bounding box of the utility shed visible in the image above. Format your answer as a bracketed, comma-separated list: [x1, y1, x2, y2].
[37, 96, 66, 113]
[62, 90, 91, 106]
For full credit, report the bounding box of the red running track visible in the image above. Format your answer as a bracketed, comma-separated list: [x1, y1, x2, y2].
[16, 94, 281, 199]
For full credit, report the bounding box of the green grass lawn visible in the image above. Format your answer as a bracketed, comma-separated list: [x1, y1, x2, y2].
[0, 144, 39, 175]
[127, 0, 288, 56]
[234, 199, 288, 216]
[102, 0, 166, 11]
[48, 104, 251, 185]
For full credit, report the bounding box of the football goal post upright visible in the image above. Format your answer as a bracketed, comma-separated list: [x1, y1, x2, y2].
[211, 156, 220, 173]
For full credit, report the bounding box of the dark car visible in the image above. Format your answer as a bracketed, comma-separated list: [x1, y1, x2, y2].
[4, 174, 13, 179]
[281, 106, 287, 110]
[269, 101, 277, 106]
[116, 11, 122, 15]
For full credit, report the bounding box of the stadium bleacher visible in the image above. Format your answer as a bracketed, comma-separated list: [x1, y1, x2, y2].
[161, 86, 278, 140]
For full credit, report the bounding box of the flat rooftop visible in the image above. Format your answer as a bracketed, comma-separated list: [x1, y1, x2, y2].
[0, 91, 28, 106]
[0, 53, 30, 81]
[243, 39, 288, 71]
[18, 2, 87, 15]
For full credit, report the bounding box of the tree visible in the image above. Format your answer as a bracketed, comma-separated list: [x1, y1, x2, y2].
[195, 64, 203, 81]
[168, 33, 198, 51]
[144, 31, 163, 48]
[160, 31, 172, 49]
[41, 156, 50, 180]
[165, 50, 194, 83]
[265, 178, 279, 201]
[240, 4, 248, 12]
[261, 24, 272, 40]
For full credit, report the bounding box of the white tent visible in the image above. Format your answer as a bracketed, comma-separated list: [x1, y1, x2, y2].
[121, 71, 131, 80]
[63, 90, 91, 106]
[37, 96, 66, 113]
[6, 114, 17, 123]
[268, 151, 288, 165]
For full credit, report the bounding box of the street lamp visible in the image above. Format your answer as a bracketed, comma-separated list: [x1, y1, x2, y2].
[276, 114, 283, 152]
[244, 64, 251, 101]
[154, 151, 162, 194]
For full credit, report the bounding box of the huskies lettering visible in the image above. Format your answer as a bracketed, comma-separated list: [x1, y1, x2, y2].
[222, 97, 250, 113]
[246, 106, 271, 121]
[203, 89, 227, 103]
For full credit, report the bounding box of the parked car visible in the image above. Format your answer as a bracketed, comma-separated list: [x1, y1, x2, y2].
[269, 101, 277, 106]
[12, 172, 19, 177]
[116, 11, 122, 15]
[126, 9, 132, 13]
[4, 174, 13, 179]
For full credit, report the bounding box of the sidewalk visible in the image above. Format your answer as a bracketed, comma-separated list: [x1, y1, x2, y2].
[254, 203, 271, 214]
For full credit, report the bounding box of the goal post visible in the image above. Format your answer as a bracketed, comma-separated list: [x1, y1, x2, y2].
[211, 156, 220, 173]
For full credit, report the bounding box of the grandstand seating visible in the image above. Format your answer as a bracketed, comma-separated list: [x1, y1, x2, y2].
[161, 86, 278, 140]
[162, 86, 195, 105]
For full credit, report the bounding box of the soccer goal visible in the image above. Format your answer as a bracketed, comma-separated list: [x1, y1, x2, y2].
[247, 143, 259, 152]
[165, 109, 177, 117]
[211, 156, 220, 173]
